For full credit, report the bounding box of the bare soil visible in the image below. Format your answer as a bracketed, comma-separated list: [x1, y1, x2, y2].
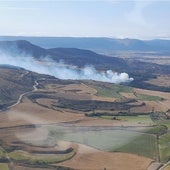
[0, 78, 169, 170]
[145, 75, 170, 87]
[59, 141, 153, 170]
[134, 88, 170, 112]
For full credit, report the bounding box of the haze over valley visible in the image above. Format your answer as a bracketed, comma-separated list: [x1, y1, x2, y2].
[0, 1, 170, 170]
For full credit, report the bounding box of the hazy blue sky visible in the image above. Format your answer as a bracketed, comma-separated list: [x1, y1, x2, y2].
[0, 0, 170, 39]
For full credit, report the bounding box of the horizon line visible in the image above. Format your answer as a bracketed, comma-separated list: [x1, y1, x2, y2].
[0, 35, 170, 41]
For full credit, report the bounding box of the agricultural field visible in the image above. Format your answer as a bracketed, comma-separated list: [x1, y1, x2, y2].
[101, 115, 153, 125]
[159, 133, 170, 162]
[136, 94, 163, 101]
[9, 150, 75, 165]
[114, 133, 158, 160]
[0, 148, 6, 161]
[145, 75, 170, 88]
[88, 81, 163, 101]
[0, 67, 170, 169]
[88, 82, 133, 99]
[0, 163, 9, 170]
[164, 164, 170, 170]
[51, 128, 143, 150]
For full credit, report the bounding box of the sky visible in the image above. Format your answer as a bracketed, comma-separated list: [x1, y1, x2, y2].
[0, 0, 170, 39]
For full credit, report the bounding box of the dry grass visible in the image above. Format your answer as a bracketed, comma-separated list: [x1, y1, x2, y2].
[134, 88, 170, 112]
[12, 165, 53, 170]
[145, 75, 170, 87]
[1, 79, 169, 170]
[59, 142, 153, 170]
[164, 165, 170, 170]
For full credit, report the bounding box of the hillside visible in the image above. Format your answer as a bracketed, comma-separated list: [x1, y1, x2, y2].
[1, 36, 170, 54]
[48, 47, 127, 70]
[0, 40, 48, 58]
[0, 65, 53, 109]
[0, 66, 169, 170]
[0, 40, 170, 92]
[0, 40, 169, 73]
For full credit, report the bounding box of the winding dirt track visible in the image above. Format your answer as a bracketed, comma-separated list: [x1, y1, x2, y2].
[0, 71, 38, 111]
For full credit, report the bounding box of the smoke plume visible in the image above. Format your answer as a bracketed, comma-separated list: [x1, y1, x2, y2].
[0, 51, 133, 84]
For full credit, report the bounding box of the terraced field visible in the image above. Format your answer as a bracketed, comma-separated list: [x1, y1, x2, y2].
[0, 67, 170, 169]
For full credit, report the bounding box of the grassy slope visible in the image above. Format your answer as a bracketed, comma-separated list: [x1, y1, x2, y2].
[136, 94, 163, 101]
[0, 148, 7, 161]
[90, 84, 133, 99]
[164, 164, 170, 170]
[114, 134, 158, 160]
[90, 82, 162, 102]
[9, 150, 75, 165]
[48, 127, 157, 159]
[101, 115, 153, 124]
[0, 163, 9, 170]
[159, 133, 170, 162]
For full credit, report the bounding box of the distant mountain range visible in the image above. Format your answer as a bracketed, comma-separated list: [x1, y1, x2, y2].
[0, 36, 170, 54]
[0, 39, 169, 91]
[0, 40, 169, 73]
[0, 40, 128, 71]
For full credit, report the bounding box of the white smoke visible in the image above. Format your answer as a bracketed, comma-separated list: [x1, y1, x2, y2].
[0, 51, 133, 84]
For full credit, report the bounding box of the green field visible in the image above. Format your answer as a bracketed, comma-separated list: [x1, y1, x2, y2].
[9, 150, 75, 165]
[90, 84, 133, 98]
[58, 130, 140, 151]
[145, 125, 167, 135]
[114, 134, 158, 160]
[46, 126, 158, 159]
[0, 148, 7, 161]
[158, 121, 170, 130]
[0, 163, 9, 170]
[159, 133, 170, 162]
[101, 115, 153, 125]
[90, 83, 163, 102]
[136, 94, 163, 101]
[0, 149, 5, 158]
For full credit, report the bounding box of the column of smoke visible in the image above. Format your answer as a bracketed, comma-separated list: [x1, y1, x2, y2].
[1, 51, 135, 150]
[0, 52, 134, 84]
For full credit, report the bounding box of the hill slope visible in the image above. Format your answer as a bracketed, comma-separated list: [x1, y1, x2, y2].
[0, 65, 53, 109]
[0, 40, 48, 58]
[0, 40, 170, 92]
[0, 40, 169, 74]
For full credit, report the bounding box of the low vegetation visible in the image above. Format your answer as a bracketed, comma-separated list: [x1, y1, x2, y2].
[151, 112, 168, 122]
[114, 134, 158, 160]
[89, 82, 164, 103]
[158, 121, 170, 130]
[145, 125, 167, 135]
[164, 164, 170, 170]
[159, 133, 170, 162]
[58, 98, 143, 113]
[100, 115, 153, 125]
[136, 94, 163, 101]
[89, 83, 133, 99]
[48, 127, 158, 159]
[0, 163, 9, 170]
[0, 67, 170, 169]
[0, 148, 7, 162]
[9, 150, 76, 165]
